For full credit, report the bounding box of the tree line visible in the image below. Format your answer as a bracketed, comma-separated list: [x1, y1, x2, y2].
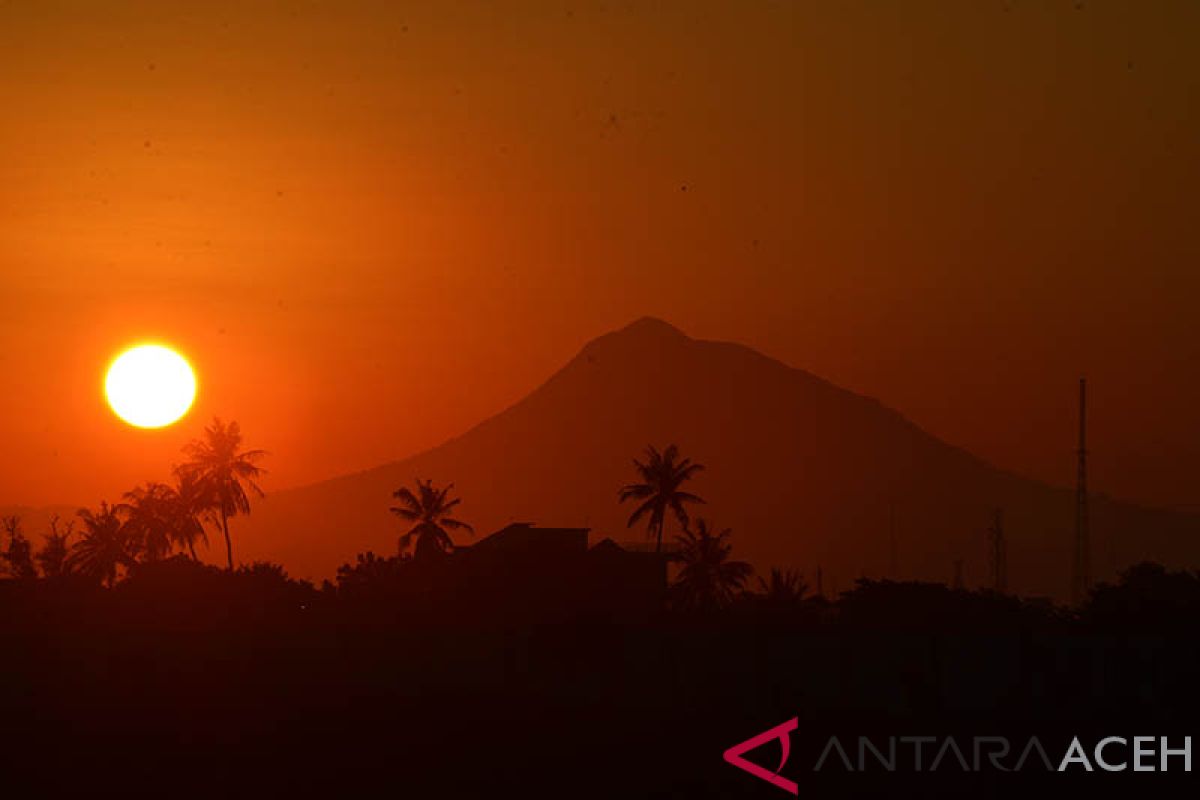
[8, 424, 1195, 624]
[0, 420, 909, 615]
[2, 423, 758, 613]
[1, 417, 264, 585]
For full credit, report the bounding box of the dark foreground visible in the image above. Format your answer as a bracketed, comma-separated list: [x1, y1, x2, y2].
[2, 560, 1198, 799]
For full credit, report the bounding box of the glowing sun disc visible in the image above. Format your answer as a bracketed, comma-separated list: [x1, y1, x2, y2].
[105, 344, 197, 428]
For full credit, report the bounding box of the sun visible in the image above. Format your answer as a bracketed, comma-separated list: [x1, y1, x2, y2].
[105, 344, 197, 429]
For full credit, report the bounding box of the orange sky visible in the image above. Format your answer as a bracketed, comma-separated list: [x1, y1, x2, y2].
[2, 1, 1198, 513]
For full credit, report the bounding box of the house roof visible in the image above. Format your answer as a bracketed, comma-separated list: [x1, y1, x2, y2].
[462, 522, 590, 555]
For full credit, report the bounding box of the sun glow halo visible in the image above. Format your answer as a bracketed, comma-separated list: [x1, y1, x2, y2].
[105, 344, 197, 429]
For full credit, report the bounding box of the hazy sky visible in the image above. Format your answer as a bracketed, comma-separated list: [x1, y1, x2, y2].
[2, 1, 1197, 511]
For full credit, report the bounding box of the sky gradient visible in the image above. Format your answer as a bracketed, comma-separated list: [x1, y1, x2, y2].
[2, 1, 1198, 512]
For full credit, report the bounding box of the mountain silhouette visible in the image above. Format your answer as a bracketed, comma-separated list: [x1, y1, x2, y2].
[239, 317, 1199, 600]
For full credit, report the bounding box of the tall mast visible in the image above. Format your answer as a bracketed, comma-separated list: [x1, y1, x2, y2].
[888, 503, 898, 579]
[1071, 377, 1090, 605]
[988, 508, 1007, 593]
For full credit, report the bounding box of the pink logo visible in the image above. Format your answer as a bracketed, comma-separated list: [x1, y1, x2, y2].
[723, 717, 799, 795]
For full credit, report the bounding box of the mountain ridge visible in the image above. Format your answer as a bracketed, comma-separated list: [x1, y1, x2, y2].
[233, 318, 1199, 600]
[278, 318, 1000, 498]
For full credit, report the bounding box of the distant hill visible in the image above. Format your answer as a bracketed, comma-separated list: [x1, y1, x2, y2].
[227, 317, 1200, 600]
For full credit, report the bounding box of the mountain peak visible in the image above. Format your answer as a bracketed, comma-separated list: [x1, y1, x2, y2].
[575, 317, 691, 364]
[614, 317, 688, 340]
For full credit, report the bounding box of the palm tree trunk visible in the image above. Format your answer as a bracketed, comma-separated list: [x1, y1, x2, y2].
[220, 507, 233, 571]
[655, 516, 664, 555]
[188, 539, 198, 561]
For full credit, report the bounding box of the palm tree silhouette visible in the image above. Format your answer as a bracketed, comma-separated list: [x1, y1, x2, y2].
[176, 418, 266, 571]
[172, 473, 209, 561]
[122, 482, 178, 562]
[122, 481, 208, 563]
[390, 479, 474, 560]
[756, 567, 809, 606]
[618, 444, 705, 554]
[671, 518, 753, 611]
[67, 502, 136, 587]
[36, 515, 74, 578]
[2, 515, 37, 579]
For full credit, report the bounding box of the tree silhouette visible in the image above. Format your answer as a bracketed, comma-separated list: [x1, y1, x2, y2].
[756, 567, 809, 606]
[123, 479, 208, 563]
[171, 472, 210, 560]
[2, 515, 37, 579]
[337, 551, 404, 591]
[1084, 562, 1200, 631]
[67, 502, 136, 587]
[176, 418, 266, 571]
[123, 482, 180, 562]
[618, 444, 704, 554]
[390, 479, 474, 560]
[671, 518, 752, 611]
[35, 515, 74, 578]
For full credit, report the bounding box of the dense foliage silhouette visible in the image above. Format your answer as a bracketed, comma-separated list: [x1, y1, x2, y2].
[670, 518, 753, 611]
[64, 502, 135, 587]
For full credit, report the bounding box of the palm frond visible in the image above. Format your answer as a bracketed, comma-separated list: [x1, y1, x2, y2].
[618, 483, 654, 502]
[626, 497, 659, 528]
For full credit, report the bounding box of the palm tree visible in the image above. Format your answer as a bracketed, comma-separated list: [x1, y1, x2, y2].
[122, 482, 178, 562]
[175, 418, 266, 571]
[121, 480, 207, 563]
[67, 502, 137, 587]
[389, 479, 474, 560]
[2, 515, 36, 579]
[171, 473, 209, 561]
[671, 518, 753, 612]
[36, 515, 74, 578]
[618, 444, 704, 554]
[756, 567, 809, 606]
